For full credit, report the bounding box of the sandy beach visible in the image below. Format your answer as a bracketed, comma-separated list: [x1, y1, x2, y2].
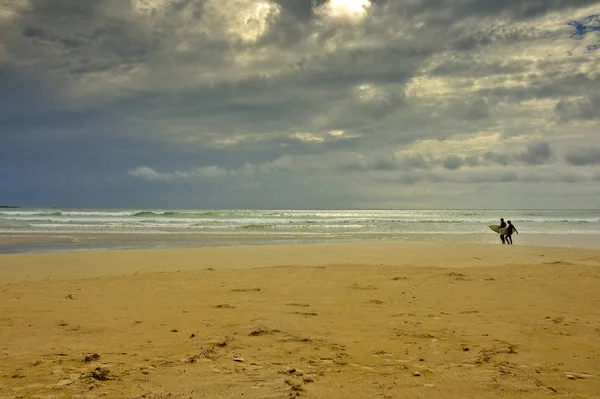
[1, 242, 599, 398]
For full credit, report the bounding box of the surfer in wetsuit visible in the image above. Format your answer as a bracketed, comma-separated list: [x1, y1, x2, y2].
[505, 220, 518, 245]
[499, 218, 507, 244]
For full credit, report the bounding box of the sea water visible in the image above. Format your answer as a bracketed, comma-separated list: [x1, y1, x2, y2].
[1, 208, 599, 253]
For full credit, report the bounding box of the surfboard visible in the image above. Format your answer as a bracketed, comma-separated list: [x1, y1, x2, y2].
[489, 225, 501, 233]
[499, 227, 509, 235]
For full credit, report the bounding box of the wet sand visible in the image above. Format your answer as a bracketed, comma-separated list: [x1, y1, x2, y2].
[1, 242, 599, 398]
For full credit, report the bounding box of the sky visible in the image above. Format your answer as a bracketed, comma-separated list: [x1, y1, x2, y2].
[1, 0, 599, 209]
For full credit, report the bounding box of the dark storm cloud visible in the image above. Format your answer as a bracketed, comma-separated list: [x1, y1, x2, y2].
[564, 147, 600, 166]
[515, 142, 553, 165]
[430, 58, 533, 78]
[442, 156, 464, 170]
[340, 152, 438, 173]
[555, 95, 599, 122]
[378, 168, 599, 186]
[464, 98, 490, 120]
[373, 157, 397, 171]
[1, 0, 599, 208]
[519, 171, 595, 183]
[4, 0, 230, 87]
[376, 169, 519, 185]
[398, 154, 431, 170]
[482, 152, 511, 166]
[270, 0, 326, 20]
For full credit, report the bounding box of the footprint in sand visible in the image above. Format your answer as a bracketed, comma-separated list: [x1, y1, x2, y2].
[293, 312, 318, 316]
[215, 304, 236, 309]
[448, 272, 471, 281]
[349, 283, 378, 290]
[249, 328, 281, 336]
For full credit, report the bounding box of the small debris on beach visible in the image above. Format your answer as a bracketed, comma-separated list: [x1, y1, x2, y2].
[90, 367, 111, 381]
[84, 353, 100, 363]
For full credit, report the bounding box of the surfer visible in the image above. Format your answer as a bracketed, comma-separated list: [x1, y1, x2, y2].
[499, 218, 507, 244]
[505, 220, 519, 245]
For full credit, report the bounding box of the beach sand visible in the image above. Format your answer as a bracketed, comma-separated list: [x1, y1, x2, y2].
[1, 242, 599, 398]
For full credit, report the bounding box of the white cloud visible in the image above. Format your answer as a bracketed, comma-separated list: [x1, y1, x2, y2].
[129, 166, 172, 180]
[131, 0, 172, 14]
[129, 165, 232, 180]
[315, 0, 371, 21]
[203, 0, 281, 43]
[196, 165, 230, 179]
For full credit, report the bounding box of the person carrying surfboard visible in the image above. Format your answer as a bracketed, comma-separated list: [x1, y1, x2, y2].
[499, 218, 507, 244]
[505, 220, 519, 245]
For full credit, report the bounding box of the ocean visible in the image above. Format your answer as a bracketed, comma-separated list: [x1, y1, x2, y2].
[1, 208, 599, 253]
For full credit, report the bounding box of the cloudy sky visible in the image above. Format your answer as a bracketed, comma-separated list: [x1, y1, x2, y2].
[1, 0, 599, 209]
